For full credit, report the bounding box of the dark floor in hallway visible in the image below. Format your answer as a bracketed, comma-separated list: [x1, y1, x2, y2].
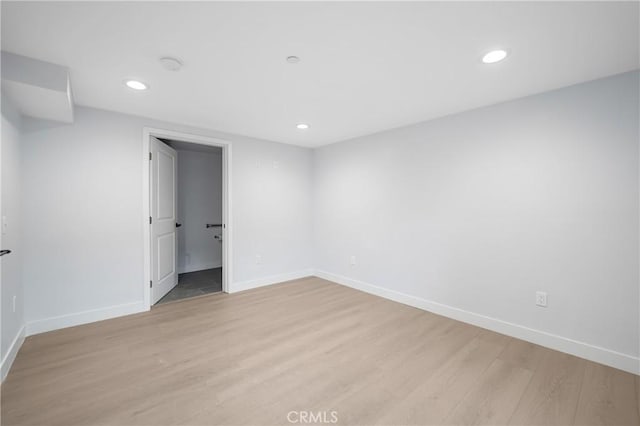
[157, 268, 222, 304]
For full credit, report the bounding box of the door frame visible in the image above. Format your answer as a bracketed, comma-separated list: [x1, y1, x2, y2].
[142, 127, 232, 308]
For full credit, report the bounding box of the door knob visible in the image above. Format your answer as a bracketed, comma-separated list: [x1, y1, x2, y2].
[176, 223, 182, 228]
[0, 250, 11, 256]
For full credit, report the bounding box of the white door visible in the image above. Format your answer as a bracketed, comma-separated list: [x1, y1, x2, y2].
[150, 137, 178, 304]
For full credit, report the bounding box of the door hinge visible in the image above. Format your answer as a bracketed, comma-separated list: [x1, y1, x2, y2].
[150, 280, 153, 288]
[149, 152, 152, 160]
[149, 216, 152, 224]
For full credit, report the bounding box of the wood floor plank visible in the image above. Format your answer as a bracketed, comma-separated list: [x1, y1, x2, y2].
[508, 350, 586, 425]
[476, 329, 511, 347]
[444, 358, 533, 425]
[498, 337, 550, 372]
[376, 336, 507, 425]
[573, 361, 640, 426]
[637, 375, 640, 421]
[328, 320, 482, 425]
[1, 277, 637, 426]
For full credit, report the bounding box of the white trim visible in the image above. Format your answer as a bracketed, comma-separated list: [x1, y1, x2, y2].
[230, 269, 314, 293]
[178, 262, 223, 274]
[1, 325, 25, 382]
[143, 127, 232, 309]
[25, 301, 147, 336]
[314, 270, 640, 375]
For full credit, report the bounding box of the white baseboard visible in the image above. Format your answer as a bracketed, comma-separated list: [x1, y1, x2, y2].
[178, 261, 222, 274]
[230, 269, 314, 293]
[26, 301, 148, 336]
[1, 324, 25, 382]
[314, 270, 640, 375]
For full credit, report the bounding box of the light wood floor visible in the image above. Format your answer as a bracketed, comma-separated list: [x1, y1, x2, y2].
[2, 277, 639, 426]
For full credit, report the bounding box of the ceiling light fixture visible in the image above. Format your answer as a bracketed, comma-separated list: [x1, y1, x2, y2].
[482, 49, 508, 64]
[159, 57, 183, 71]
[125, 80, 148, 90]
[296, 123, 309, 130]
[286, 56, 301, 64]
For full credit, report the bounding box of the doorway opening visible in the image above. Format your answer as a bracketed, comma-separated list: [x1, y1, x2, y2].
[142, 128, 232, 308]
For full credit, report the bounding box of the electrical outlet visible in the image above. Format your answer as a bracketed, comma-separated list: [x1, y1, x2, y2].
[536, 291, 548, 307]
[350, 255, 356, 266]
[256, 254, 262, 265]
[12, 295, 16, 313]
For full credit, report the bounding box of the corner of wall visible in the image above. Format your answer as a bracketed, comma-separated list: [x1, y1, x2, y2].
[0, 325, 25, 382]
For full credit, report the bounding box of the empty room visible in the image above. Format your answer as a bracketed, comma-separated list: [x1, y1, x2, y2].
[0, 1, 638, 425]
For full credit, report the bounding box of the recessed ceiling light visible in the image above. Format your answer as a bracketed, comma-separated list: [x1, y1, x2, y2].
[159, 57, 182, 71]
[296, 123, 309, 130]
[482, 49, 508, 64]
[125, 80, 148, 90]
[286, 56, 301, 64]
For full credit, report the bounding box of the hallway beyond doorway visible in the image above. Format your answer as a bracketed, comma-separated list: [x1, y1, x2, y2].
[157, 268, 222, 304]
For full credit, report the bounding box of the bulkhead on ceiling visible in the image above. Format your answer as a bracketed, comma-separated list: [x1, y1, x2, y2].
[1, 51, 74, 123]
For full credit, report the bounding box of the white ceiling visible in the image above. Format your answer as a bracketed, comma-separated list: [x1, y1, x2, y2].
[2, 2, 638, 147]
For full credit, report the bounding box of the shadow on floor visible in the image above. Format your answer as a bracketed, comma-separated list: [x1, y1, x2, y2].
[157, 268, 222, 304]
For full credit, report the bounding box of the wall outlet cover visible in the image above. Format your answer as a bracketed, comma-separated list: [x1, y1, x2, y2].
[536, 291, 548, 307]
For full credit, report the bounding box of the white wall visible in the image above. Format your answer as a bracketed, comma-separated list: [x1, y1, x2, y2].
[1, 94, 25, 380]
[176, 148, 223, 273]
[21, 106, 313, 333]
[313, 71, 640, 373]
